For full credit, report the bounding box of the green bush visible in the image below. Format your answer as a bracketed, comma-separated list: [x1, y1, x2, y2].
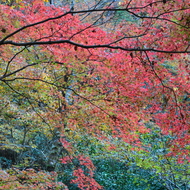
[93, 159, 166, 190]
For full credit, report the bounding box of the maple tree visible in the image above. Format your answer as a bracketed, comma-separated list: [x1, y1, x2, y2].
[0, 0, 189, 189]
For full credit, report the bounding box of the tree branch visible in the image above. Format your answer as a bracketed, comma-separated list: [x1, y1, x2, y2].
[0, 5, 189, 43]
[2, 40, 189, 53]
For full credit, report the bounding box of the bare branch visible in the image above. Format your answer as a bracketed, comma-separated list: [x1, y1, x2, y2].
[2, 40, 189, 53]
[0, 63, 38, 81]
[0, 5, 189, 43]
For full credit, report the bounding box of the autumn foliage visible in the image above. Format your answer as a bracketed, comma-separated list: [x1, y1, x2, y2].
[0, 0, 189, 189]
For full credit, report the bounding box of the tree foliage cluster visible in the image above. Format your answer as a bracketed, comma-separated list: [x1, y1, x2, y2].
[0, 0, 189, 189]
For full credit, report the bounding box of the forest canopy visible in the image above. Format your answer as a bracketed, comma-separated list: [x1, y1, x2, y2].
[0, 0, 189, 189]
